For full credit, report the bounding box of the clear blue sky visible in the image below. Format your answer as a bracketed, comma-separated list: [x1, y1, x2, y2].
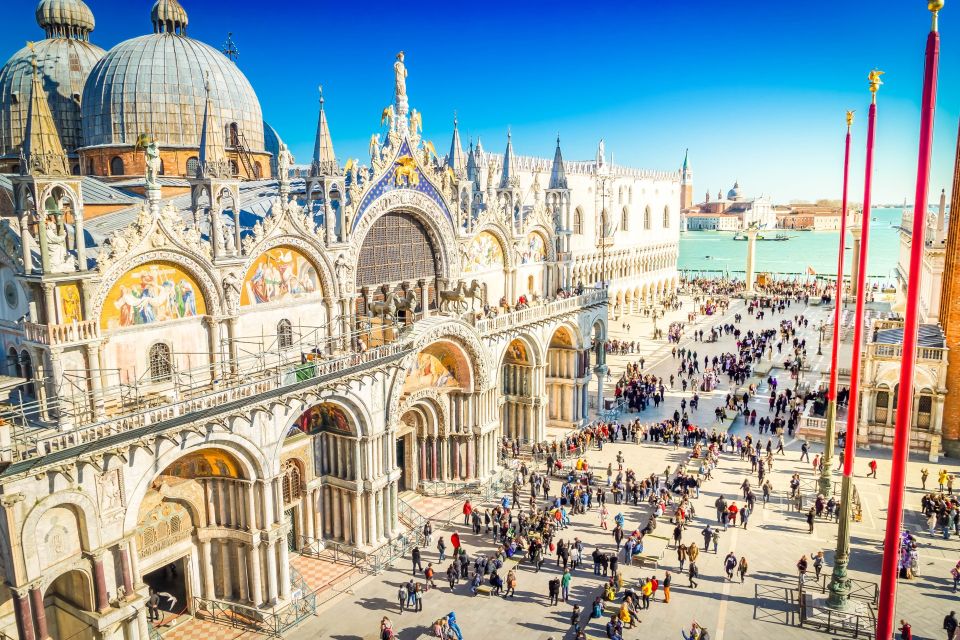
[4, 0, 960, 204]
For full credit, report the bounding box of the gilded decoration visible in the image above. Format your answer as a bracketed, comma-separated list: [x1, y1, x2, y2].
[240, 246, 320, 306]
[462, 232, 505, 273]
[161, 450, 242, 479]
[100, 261, 206, 330]
[57, 282, 82, 323]
[293, 402, 353, 435]
[402, 342, 468, 394]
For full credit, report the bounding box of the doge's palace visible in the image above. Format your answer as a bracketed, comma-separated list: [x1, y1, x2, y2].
[0, 1, 680, 638]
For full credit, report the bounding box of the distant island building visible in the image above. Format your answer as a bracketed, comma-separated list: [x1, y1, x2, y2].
[681, 181, 776, 230]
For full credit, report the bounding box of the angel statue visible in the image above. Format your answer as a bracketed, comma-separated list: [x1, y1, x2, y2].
[868, 69, 884, 92]
[369, 134, 381, 162]
[410, 110, 423, 137]
[381, 105, 394, 128]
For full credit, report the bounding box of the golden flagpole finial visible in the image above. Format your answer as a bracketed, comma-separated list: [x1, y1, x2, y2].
[929, 0, 944, 31]
[868, 69, 884, 103]
[846, 110, 856, 127]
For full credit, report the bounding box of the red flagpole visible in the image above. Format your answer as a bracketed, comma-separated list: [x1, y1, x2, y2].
[876, 5, 941, 639]
[844, 86, 879, 476]
[830, 122, 852, 401]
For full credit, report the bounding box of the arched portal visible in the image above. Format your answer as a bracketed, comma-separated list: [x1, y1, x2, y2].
[42, 569, 95, 639]
[499, 337, 542, 443]
[398, 339, 478, 489]
[546, 326, 586, 428]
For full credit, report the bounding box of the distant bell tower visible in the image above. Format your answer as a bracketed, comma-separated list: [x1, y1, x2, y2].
[939, 119, 960, 455]
[680, 148, 693, 210]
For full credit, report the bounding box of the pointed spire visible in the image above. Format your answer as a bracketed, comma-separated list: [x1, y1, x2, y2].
[197, 74, 227, 177]
[22, 52, 67, 176]
[446, 113, 466, 178]
[548, 134, 568, 190]
[682, 148, 690, 172]
[312, 86, 337, 176]
[499, 129, 516, 189]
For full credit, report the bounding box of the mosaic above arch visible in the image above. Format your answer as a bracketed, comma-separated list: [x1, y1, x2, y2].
[101, 261, 206, 330]
[241, 246, 320, 306]
[463, 231, 505, 273]
[520, 232, 547, 265]
[403, 341, 471, 394]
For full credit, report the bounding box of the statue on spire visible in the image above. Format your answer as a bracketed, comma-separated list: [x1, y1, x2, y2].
[394, 52, 408, 102]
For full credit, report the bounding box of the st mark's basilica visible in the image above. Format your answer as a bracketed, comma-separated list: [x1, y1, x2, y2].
[0, 1, 681, 638]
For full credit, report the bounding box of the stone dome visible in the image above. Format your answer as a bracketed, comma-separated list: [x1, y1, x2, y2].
[36, 0, 96, 39]
[0, 2, 105, 159]
[727, 181, 742, 200]
[151, 0, 189, 35]
[81, 32, 265, 152]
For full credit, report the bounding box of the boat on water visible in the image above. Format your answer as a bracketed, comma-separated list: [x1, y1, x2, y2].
[732, 232, 792, 241]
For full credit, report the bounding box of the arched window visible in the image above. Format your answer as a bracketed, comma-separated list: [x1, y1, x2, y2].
[644, 206, 651, 230]
[148, 343, 172, 382]
[71, 164, 80, 176]
[874, 387, 890, 424]
[109, 156, 124, 176]
[254, 162, 263, 179]
[573, 208, 583, 235]
[186, 157, 199, 175]
[277, 319, 293, 349]
[281, 460, 302, 505]
[663, 206, 671, 228]
[158, 159, 165, 176]
[917, 393, 933, 429]
[228, 123, 240, 147]
[629, 186, 634, 204]
[229, 160, 239, 176]
[621, 207, 629, 232]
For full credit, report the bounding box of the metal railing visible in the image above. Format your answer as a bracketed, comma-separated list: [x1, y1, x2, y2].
[816, 575, 878, 605]
[295, 536, 366, 566]
[798, 583, 876, 638]
[192, 591, 317, 637]
[471, 289, 607, 335]
[3, 340, 410, 464]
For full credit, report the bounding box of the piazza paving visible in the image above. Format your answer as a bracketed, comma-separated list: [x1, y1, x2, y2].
[212, 295, 956, 639]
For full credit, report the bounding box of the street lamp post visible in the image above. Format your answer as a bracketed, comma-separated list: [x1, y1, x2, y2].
[818, 322, 824, 356]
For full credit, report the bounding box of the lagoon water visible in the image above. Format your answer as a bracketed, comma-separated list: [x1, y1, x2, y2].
[678, 207, 904, 284]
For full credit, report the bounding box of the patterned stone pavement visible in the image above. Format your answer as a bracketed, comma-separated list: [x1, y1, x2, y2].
[205, 294, 960, 639]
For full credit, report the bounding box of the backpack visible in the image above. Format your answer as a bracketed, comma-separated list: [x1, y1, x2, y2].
[593, 602, 603, 618]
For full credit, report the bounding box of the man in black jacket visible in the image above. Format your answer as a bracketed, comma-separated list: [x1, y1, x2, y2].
[945, 611, 958, 640]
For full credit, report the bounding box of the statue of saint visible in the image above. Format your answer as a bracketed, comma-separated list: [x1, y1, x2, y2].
[145, 140, 161, 189]
[394, 52, 407, 101]
[45, 218, 73, 272]
[277, 143, 293, 180]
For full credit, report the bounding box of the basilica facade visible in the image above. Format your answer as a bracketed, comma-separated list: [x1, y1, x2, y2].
[0, 2, 681, 639]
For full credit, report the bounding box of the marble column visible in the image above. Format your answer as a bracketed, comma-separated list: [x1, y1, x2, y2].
[265, 539, 279, 605]
[366, 492, 376, 546]
[278, 539, 291, 600]
[235, 542, 248, 603]
[84, 343, 105, 420]
[200, 540, 216, 599]
[431, 438, 438, 481]
[29, 585, 47, 640]
[745, 228, 759, 293]
[467, 436, 476, 479]
[221, 541, 234, 600]
[11, 585, 35, 640]
[118, 543, 135, 599]
[248, 542, 264, 607]
[91, 550, 110, 612]
[849, 225, 862, 299]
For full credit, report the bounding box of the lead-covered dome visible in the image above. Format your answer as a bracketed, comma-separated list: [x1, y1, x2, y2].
[0, 0, 104, 159]
[36, 0, 95, 39]
[80, 30, 265, 151]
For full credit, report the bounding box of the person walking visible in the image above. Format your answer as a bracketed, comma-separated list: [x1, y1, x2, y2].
[505, 569, 517, 598]
[548, 576, 561, 606]
[663, 570, 672, 603]
[147, 589, 160, 622]
[600, 505, 609, 530]
[899, 619, 913, 640]
[462, 499, 472, 525]
[797, 555, 809, 587]
[922, 468, 930, 491]
[397, 582, 408, 614]
[561, 568, 572, 603]
[677, 543, 688, 571]
[812, 551, 824, 581]
[723, 552, 737, 581]
[438, 536, 447, 562]
[688, 561, 699, 589]
[738, 556, 749, 583]
[412, 545, 423, 575]
[946, 611, 959, 640]
[868, 459, 878, 479]
[806, 508, 816, 534]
